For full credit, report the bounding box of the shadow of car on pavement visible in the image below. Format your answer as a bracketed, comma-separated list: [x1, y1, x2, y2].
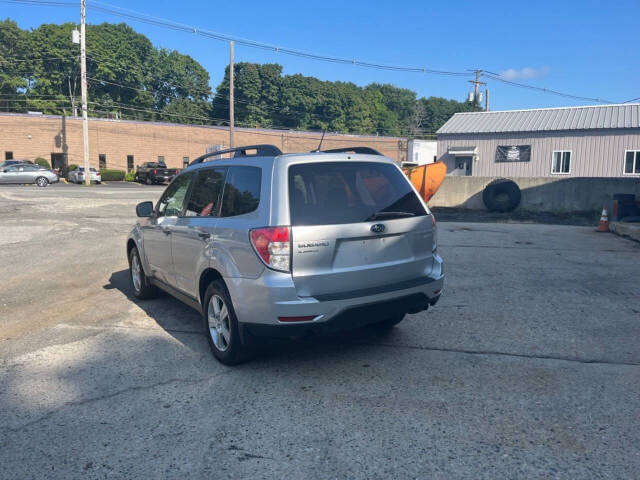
[103, 269, 398, 364]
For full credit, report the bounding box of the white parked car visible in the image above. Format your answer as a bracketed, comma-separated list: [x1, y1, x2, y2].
[69, 167, 101, 184]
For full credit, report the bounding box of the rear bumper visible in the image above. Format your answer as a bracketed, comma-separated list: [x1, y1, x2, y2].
[242, 291, 440, 339]
[226, 254, 444, 338]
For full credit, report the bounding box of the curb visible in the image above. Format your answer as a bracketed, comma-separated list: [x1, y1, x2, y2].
[609, 222, 640, 243]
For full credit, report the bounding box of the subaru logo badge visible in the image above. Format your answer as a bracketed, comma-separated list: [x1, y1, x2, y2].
[371, 224, 386, 233]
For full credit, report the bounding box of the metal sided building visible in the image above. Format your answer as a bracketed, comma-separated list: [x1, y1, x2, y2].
[436, 104, 640, 178]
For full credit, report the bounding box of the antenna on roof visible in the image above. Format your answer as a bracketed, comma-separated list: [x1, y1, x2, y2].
[313, 129, 327, 152]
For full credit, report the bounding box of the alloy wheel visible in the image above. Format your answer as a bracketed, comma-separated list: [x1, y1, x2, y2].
[208, 295, 231, 352]
[131, 253, 142, 292]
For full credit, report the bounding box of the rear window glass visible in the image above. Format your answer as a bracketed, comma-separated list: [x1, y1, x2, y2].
[220, 166, 261, 217]
[288, 161, 426, 226]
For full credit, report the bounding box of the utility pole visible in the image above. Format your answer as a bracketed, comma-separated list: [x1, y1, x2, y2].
[229, 41, 234, 148]
[80, 0, 90, 185]
[468, 69, 487, 111]
[485, 88, 490, 111]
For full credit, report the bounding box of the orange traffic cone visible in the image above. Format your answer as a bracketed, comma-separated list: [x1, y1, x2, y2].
[596, 204, 609, 232]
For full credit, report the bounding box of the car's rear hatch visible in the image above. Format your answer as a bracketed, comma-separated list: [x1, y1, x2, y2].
[288, 160, 435, 299]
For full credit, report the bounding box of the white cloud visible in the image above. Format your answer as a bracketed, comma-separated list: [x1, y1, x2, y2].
[500, 66, 551, 80]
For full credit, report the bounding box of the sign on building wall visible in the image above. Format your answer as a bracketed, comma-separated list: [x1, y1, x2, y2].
[495, 145, 531, 163]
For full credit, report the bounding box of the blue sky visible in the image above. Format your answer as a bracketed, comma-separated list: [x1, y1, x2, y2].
[4, 0, 639, 110]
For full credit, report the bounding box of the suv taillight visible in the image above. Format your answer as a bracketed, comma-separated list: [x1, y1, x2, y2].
[249, 226, 291, 272]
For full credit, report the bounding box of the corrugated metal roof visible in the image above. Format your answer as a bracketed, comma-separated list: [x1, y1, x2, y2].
[437, 104, 640, 134]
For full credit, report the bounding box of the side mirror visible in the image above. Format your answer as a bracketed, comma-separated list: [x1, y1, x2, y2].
[136, 201, 154, 218]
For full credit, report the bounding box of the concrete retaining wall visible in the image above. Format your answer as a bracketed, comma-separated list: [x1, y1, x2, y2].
[429, 176, 640, 212]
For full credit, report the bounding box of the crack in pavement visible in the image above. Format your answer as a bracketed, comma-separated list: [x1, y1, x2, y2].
[351, 341, 640, 367]
[2, 372, 231, 435]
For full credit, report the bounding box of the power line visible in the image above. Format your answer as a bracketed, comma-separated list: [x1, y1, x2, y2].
[0, 0, 471, 77]
[483, 72, 615, 104]
[2, 0, 622, 105]
[0, 0, 75, 5]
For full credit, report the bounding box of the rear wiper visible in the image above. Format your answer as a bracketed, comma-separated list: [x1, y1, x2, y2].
[365, 211, 415, 221]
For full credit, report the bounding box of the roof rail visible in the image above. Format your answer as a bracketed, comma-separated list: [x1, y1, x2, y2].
[318, 146, 383, 156]
[190, 144, 283, 166]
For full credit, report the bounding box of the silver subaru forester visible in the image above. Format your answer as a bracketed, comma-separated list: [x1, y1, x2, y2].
[127, 145, 444, 364]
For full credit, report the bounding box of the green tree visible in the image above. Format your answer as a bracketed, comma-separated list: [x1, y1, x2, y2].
[1, 20, 474, 133]
[0, 18, 29, 105]
[366, 83, 416, 134]
[417, 96, 475, 134]
[151, 48, 211, 122]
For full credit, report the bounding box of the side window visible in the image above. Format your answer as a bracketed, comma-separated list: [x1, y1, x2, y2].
[624, 151, 640, 175]
[156, 173, 193, 217]
[551, 151, 571, 174]
[185, 168, 226, 217]
[220, 166, 261, 217]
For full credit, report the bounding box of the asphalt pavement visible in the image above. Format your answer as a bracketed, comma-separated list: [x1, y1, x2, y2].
[1, 186, 639, 479]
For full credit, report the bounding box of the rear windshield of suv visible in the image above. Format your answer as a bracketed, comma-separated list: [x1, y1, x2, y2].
[288, 161, 426, 226]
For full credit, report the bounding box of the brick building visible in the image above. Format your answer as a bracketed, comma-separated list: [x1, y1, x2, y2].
[0, 113, 406, 172]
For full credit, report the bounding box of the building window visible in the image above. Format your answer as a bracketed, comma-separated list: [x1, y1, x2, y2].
[624, 151, 640, 175]
[127, 155, 134, 172]
[5, 151, 13, 160]
[551, 151, 571, 175]
[183, 156, 189, 168]
[158, 155, 165, 164]
[99, 154, 106, 169]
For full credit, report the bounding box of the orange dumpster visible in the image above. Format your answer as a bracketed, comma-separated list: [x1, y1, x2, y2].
[403, 161, 447, 203]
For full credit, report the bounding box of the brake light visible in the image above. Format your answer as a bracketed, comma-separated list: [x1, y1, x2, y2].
[249, 226, 291, 272]
[154, 169, 158, 175]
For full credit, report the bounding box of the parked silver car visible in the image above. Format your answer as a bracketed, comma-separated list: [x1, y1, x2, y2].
[68, 167, 102, 184]
[127, 145, 444, 364]
[0, 163, 59, 187]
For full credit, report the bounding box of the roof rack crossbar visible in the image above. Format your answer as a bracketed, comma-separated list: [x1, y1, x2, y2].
[318, 146, 383, 156]
[190, 144, 283, 166]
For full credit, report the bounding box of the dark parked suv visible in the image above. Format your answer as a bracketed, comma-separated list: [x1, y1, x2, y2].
[135, 162, 180, 185]
[127, 145, 444, 364]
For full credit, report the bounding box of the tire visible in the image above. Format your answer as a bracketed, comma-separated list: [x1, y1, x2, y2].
[482, 179, 521, 212]
[128, 246, 157, 300]
[369, 313, 406, 329]
[35, 176, 49, 187]
[203, 280, 249, 365]
[146, 176, 152, 185]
